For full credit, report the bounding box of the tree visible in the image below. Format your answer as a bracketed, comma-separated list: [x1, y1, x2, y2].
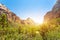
[0, 13, 8, 28]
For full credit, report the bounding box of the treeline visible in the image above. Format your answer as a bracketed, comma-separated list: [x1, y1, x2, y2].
[0, 13, 60, 40]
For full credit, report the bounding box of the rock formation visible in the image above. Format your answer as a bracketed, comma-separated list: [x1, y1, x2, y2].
[21, 18, 35, 25]
[44, 0, 60, 22]
[0, 3, 21, 24]
[0, 3, 35, 25]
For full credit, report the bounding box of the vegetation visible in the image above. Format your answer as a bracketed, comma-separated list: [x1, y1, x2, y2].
[0, 13, 60, 40]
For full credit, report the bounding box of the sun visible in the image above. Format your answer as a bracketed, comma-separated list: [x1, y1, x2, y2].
[33, 18, 44, 24]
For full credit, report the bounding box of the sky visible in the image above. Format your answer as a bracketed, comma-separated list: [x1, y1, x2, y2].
[0, 0, 56, 24]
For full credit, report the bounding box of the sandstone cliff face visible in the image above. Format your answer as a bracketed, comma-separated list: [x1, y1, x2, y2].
[44, 0, 60, 22]
[21, 18, 35, 25]
[0, 3, 35, 25]
[0, 4, 21, 24]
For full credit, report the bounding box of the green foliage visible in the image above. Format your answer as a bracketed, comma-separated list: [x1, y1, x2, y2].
[39, 18, 60, 40]
[0, 13, 43, 40]
[0, 13, 8, 28]
[1, 13, 60, 40]
[45, 27, 60, 40]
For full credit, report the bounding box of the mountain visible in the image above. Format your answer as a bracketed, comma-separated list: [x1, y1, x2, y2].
[21, 18, 35, 25]
[0, 3, 35, 25]
[44, 0, 60, 22]
[0, 3, 22, 24]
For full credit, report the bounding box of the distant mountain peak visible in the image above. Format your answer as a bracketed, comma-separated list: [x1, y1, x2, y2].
[27, 17, 32, 20]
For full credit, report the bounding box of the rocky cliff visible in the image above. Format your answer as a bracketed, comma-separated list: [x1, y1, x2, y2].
[0, 4, 21, 24]
[21, 18, 35, 25]
[0, 3, 35, 25]
[44, 0, 60, 22]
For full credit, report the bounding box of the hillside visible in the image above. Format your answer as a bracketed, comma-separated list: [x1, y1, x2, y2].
[0, 3, 35, 25]
[44, 0, 60, 23]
